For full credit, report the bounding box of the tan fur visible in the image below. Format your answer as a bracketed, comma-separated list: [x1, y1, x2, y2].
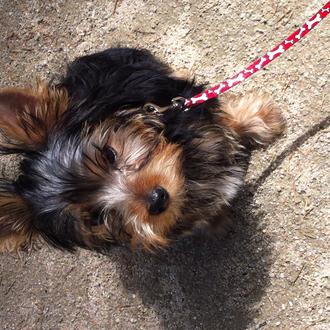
[219, 92, 285, 144]
[0, 81, 69, 150]
[170, 68, 193, 81]
[127, 142, 185, 249]
[0, 232, 35, 253]
[0, 191, 35, 253]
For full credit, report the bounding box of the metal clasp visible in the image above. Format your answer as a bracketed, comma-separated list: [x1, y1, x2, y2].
[170, 97, 187, 111]
[142, 97, 188, 114]
[142, 103, 168, 114]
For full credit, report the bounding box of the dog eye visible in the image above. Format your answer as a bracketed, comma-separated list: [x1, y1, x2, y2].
[103, 146, 117, 164]
[90, 214, 104, 226]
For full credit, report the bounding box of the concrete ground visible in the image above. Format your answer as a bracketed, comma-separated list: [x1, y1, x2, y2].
[0, 0, 329, 329]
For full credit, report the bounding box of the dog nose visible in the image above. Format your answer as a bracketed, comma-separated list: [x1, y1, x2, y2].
[148, 186, 169, 215]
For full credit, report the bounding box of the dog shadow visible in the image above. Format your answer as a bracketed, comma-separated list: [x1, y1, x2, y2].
[111, 186, 272, 329]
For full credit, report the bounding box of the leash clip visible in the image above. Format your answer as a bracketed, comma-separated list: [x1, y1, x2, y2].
[142, 96, 188, 114]
[142, 103, 164, 113]
[170, 97, 187, 111]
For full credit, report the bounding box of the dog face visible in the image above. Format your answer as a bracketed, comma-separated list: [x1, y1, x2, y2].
[93, 127, 185, 249]
[66, 115, 186, 249]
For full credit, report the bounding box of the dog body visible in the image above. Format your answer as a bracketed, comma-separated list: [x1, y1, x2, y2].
[0, 48, 284, 252]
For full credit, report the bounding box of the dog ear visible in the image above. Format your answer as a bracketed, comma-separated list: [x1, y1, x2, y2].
[0, 179, 36, 252]
[0, 82, 68, 153]
[219, 92, 285, 145]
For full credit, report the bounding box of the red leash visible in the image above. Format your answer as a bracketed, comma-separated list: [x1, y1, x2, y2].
[181, 1, 329, 110]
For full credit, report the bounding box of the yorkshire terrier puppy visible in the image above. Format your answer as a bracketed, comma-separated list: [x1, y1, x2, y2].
[0, 48, 284, 252]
